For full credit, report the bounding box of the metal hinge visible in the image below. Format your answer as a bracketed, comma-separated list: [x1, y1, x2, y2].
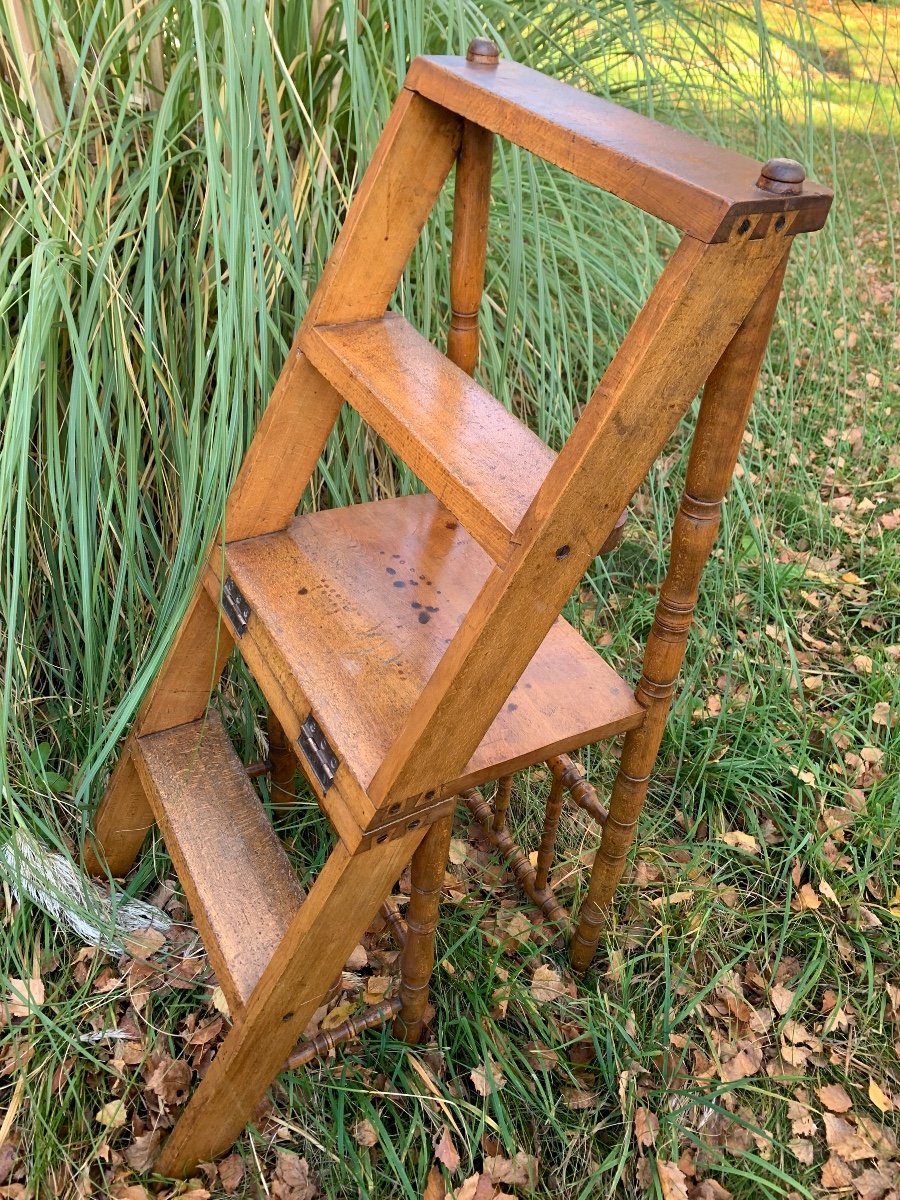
[222, 577, 251, 637]
[298, 713, 339, 793]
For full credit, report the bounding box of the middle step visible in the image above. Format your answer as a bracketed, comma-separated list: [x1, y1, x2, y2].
[300, 314, 556, 562]
[205, 494, 644, 841]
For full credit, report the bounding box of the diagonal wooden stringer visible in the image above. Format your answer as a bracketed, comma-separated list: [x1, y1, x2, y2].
[84, 42, 831, 1175]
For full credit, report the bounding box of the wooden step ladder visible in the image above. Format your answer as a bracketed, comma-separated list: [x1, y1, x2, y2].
[84, 39, 832, 1175]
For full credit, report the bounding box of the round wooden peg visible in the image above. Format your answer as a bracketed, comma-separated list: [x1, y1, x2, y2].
[466, 37, 500, 64]
[756, 157, 805, 195]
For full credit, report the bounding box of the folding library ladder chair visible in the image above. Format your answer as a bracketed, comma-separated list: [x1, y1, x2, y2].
[85, 40, 831, 1174]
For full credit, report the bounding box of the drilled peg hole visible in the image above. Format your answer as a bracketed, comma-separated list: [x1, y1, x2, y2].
[388, 802, 401, 815]
[376, 833, 389, 844]
[555, 544, 570, 560]
[282, 1012, 294, 1022]
[425, 790, 436, 801]
[738, 218, 751, 235]
[775, 215, 786, 231]
[407, 819, 421, 830]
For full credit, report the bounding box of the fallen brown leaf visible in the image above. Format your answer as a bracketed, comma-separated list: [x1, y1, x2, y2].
[469, 1058, 506, 1097]
[689, 1181, 734, 1200]
[144, 1056, 191, 1109]
[560, 1086, 595, 1110]
[530, 965, 566, 1004]
[818, 1082, 853, 1113]
[353, 1119, 378, 1147]
[96, 1100, 127, 1129]
[345, 944, 368, 971]
[123, 927, 167, 959]
[793, 884, 822, 912]
[124, 1129, 161, 1172]
[770, 984, 794, 1015]
[821, 1154, 856, 1189]
[721, 831, 760, 855]
[272, 1152, 319, 1200]
[719, 1039, 763, 1083]
[434, 1126, 460, 1174]
[787, 1138, 815, 1165]
[320, 1001, 355, 1031]
[824, 1113, 878, 1161]
[635, 1108, 659, 1151]
[7, 979, 44, 1018]
[424, 1164, 447, 1200]
[218, 1153, 244, 1194]
[657, 1160, 690, 1200]
[483, 1151, 537, 1190]
[787, 1091, 816, 1138]
[455, 1174, 509, 1200]
[852, 1164, 900, 1200]
[868, 1080, 893, 1114]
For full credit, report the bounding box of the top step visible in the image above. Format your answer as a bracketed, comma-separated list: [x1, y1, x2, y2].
[301, 314, 555, 562]
[406, 56, 833, 244]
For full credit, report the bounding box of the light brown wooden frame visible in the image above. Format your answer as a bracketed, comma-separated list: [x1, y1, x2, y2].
[84, 41, 831, 1175]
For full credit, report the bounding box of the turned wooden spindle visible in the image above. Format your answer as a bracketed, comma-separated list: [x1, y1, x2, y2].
[267, 708, 297, 800]
[492, 774, 514, 831]
[379, 897, 408, 948]
[446, 41, 496, 375]
[393, 814, 453, 1043]
[548, 754, 608, 824]
[533, 773, 565, 892]
[463, 789, 570, 930]
[285, 996, 402, 1070]
[570, 252, 792, 972]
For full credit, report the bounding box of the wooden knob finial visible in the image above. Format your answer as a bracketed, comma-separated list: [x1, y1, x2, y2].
[467, 38, 500, 64]
[756, 158, 805, 196]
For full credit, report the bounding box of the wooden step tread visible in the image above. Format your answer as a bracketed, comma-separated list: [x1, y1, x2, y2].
[300, 314, 555, 562]
[134, 713, 304, 1015]
[208, 494, 644, 808]
[406, 56, 832, 244]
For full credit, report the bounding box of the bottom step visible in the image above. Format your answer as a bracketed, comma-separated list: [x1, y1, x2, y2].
[134, 713, 305, 1015]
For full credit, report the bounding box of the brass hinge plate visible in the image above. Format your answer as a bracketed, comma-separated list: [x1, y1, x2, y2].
[298, 713, 339, 793]
[222, 577, 251, 637]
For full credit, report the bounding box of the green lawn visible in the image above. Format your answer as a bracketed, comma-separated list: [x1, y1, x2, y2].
[0, 2, 897, 1198]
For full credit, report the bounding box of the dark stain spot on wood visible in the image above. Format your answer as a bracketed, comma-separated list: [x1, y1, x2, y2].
[418, 611, 431, 624]
[445, 521, 458, 530]
[298, 587, 308, 595]
[426, 605, 438, 613]
[507, 702, 518, 712]
[386, 567, 396, 575]
[393, 580, 406, 588]
[411, 601, 422, 609]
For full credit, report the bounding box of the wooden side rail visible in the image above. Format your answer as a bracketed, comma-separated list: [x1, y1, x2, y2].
[406, 54, 832, 243]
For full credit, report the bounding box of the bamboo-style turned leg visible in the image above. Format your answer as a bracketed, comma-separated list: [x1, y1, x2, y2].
[445, 59, 495, 375]
[570, 251, 791, 972]
[394, 814, 454, 1044]
[267, 707, 296, 800]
